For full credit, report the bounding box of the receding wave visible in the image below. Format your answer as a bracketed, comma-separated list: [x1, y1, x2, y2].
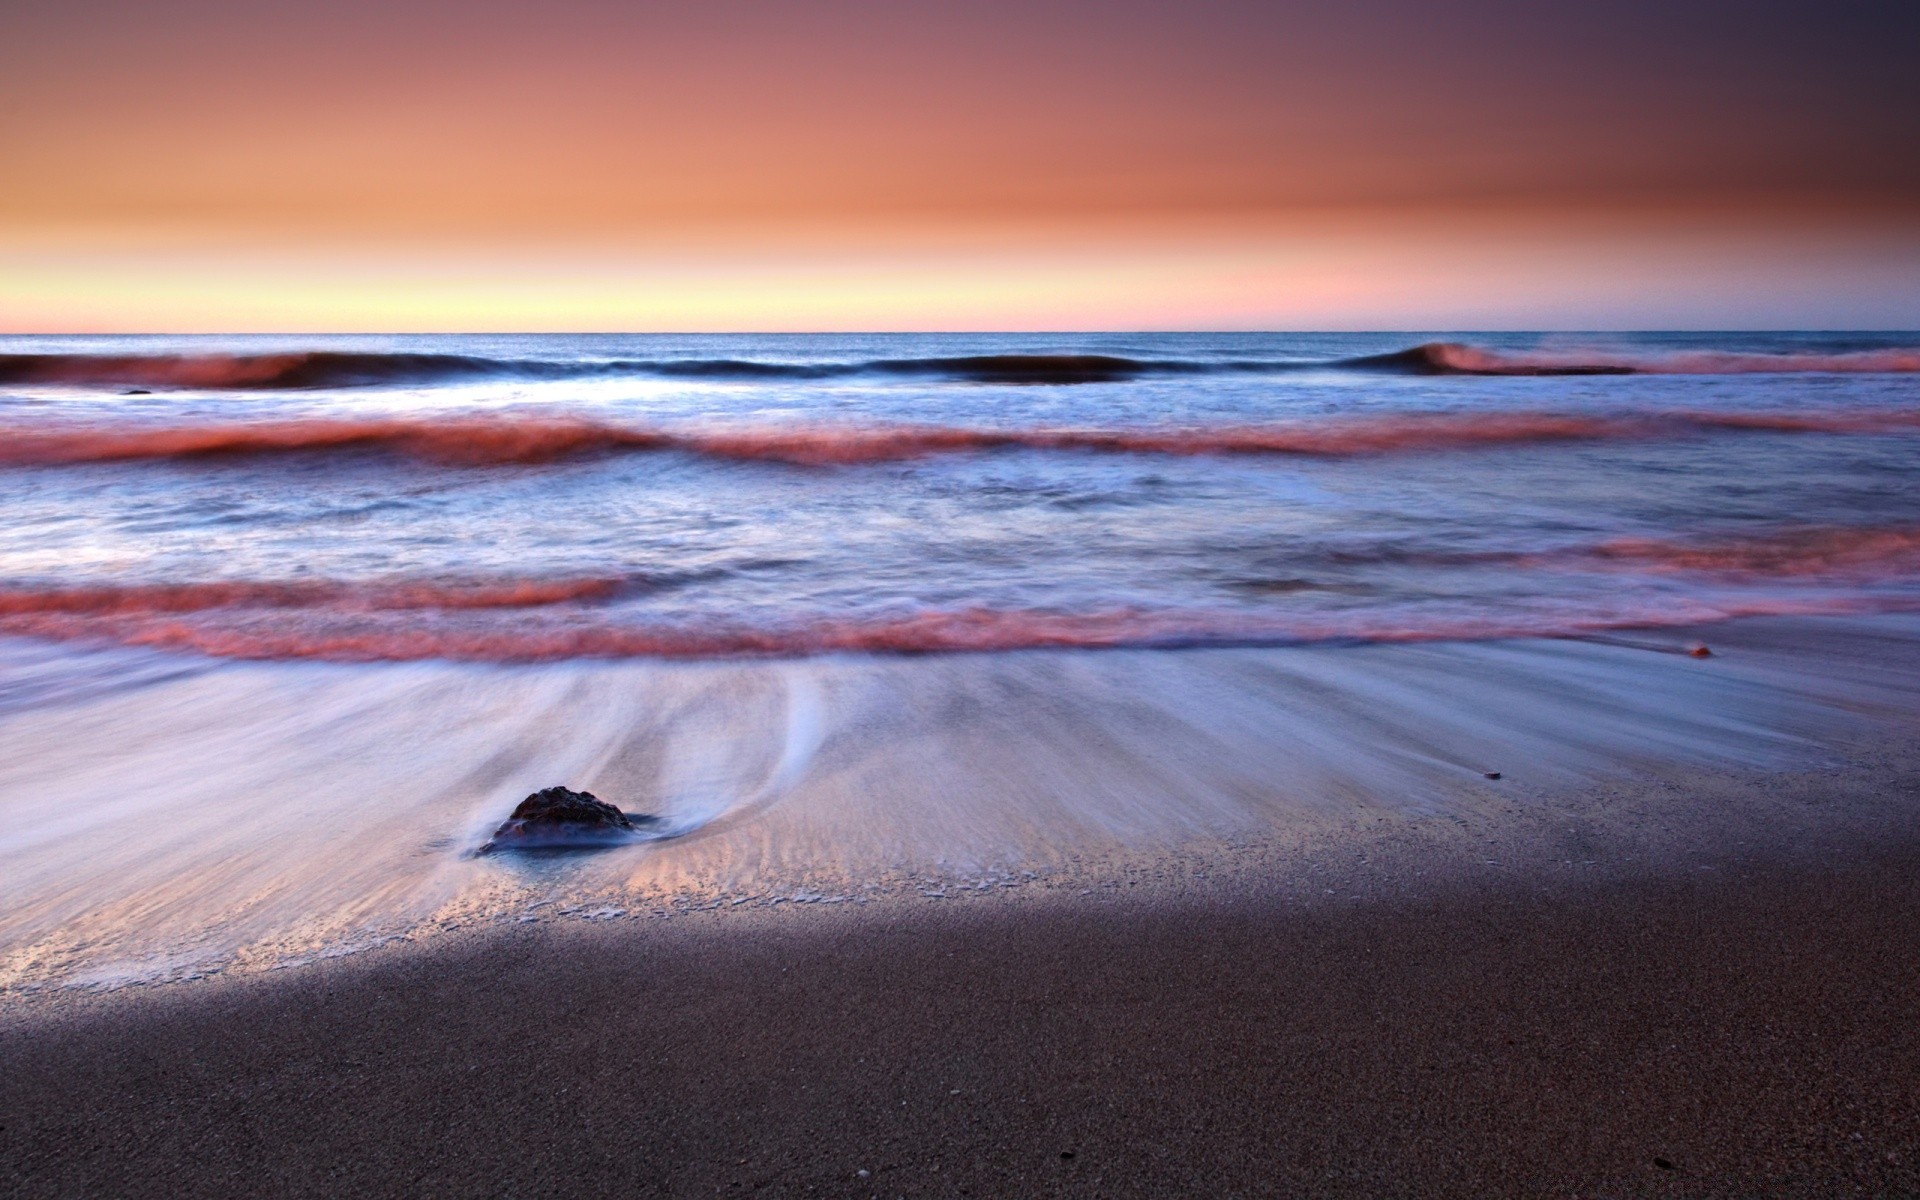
[2, 408, 1917, 468]
[1354, 342, 1920, 376]
[7, 342, 1916, 390]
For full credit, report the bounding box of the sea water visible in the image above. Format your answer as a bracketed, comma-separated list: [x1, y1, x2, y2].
[1, 331, 1917, 988]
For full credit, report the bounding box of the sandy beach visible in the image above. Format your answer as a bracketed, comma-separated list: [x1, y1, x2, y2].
[5, 780, 1919, 1197]
[5, 619, 1920, 1195]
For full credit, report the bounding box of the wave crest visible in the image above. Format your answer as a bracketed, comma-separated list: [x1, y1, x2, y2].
[0, 351, 530, 390]
[0, 350, 1183, 389]
[0, 595, 1906, 664]
[0, 577, 628, 617]
[0, 409, 1915, 469]
[1576, 526, 1920, 578]
[1362, 342, 1920, 376]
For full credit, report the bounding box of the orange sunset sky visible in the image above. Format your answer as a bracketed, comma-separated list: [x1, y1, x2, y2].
[4, 0, 1917, 331]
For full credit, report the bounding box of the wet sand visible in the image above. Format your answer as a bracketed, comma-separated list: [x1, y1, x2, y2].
[6, 744, 1920, 1198]
[7, 615, 1920, 994]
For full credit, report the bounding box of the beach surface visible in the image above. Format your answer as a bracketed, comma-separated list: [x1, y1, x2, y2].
[4, 614, 1919, 994]
[4, 766, 1919, 1197]
[5, 617, 1920, 1196]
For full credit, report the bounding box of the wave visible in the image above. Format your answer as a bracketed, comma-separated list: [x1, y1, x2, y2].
[0, 350, 879, 390]
[629, 353, 1206, 383]
[0, 418, 680, 466]
[0, 350, 1198, 390]
[1570, 526, 1920, 578]
[1356, 342, 1920, 376]
[1329, 525, 1920, 581]
[5, 342, 1916, 390]
[0, 351, 532, 390]
[867, 354, 1177, 384]
[2, 408, 1917, 468]
[3, 522, 1916, 664]
[0, 577, 629, 617]
[0, 589, 1907, 664]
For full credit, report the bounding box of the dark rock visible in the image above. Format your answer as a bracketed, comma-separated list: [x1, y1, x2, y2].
[1654, 1157, 1676, 1170]
[121, 388, 152, 395]
[1483, 771, 1502, 780]
[479, 786, 641, 853]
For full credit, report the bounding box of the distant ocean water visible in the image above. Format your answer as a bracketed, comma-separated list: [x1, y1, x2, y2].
[0, 330, 1916, 664]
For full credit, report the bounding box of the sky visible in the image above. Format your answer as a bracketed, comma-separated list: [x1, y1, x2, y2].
[3, 0, 1917, 331]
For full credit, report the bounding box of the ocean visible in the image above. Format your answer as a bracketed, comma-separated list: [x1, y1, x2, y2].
[3, 330, 1919, 989]
[0, 330, 1916, 663]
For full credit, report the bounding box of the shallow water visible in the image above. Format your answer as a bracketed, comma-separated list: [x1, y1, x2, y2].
[2, 616, 1919, 992]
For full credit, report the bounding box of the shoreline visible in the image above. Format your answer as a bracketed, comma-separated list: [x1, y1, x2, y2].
[4, 614, 1920, 1193]
[6, 765, 1919, 1196]
[10, 710, 1920, 1003]
[3, 613, 1920, 994]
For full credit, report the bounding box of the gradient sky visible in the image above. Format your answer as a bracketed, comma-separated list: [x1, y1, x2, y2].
[4, 0, 1917, 330]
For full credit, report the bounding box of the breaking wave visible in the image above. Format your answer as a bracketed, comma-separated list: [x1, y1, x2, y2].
[0, 351, 538, 390]
[1, 409, 1916, 468]
[1356, 342, 1920, 376]
[0, 350, 1210, 389]
[7, 341, 1915, 391]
